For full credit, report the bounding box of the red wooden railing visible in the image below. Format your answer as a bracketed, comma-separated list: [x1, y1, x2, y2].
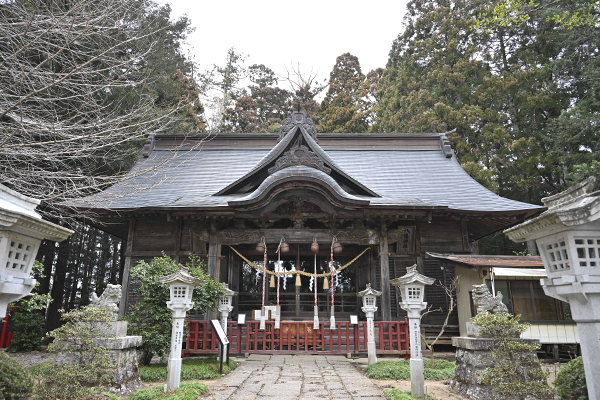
[0, 311, 12, 349]
[185, 319, 409, 356]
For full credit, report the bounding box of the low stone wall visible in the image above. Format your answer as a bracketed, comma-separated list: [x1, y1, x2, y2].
[450, 336, 544, 400]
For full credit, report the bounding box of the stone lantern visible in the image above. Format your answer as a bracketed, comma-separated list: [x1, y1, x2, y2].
[0, 184, 72, 319]
[505, 177, 600, 400]
[159, 266, 203, 392]
[391, 265, 435, 399]
[218, 284, 236, 358]
[358, 283, 381, 365]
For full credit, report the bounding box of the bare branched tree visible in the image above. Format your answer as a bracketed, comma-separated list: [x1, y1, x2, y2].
[0, 0, 199, 217]
[420, 276, 459, 368]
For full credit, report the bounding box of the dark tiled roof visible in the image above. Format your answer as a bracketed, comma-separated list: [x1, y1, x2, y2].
[70, 131, 544, 215]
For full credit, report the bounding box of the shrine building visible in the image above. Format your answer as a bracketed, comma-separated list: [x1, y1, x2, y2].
[73, 111, 544, 338]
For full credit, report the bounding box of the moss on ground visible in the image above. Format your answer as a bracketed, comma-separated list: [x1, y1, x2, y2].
[139, 356, 237, 382]
[365, 359, 455, 381]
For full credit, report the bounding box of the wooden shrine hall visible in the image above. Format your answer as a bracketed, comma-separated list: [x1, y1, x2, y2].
[72, 111, 544, 354]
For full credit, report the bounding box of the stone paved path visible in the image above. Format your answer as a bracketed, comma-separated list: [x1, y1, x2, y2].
[203, 354, 385, 400]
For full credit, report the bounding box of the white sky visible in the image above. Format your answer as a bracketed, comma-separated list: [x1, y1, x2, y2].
[157, 0, 410, 86]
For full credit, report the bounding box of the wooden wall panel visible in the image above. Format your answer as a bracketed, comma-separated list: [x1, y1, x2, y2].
[132, 217, 178, 251]
[417, 220, 465, 253]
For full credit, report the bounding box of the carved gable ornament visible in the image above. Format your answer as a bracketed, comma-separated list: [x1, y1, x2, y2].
[278, 111, 318, 143]
[268, 141, 331, 175]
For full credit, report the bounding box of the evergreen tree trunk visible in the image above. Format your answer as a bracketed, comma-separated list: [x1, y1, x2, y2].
[109, 238, 120, 284]
[46, 237, 70, 332]
[37, 240, 56, 296]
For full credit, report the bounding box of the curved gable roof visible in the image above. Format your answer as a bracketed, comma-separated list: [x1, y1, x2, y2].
[216, 114, 379, 197]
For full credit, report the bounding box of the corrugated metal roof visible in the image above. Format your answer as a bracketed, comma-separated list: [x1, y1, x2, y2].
[427, 252, 545, 268]
[70, 132, 544, 214]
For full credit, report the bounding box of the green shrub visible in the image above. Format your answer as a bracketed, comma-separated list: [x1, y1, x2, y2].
[27, 361, 53, 378]
[471, 312, 551, 400]
[34, 306, 118, 400]
[139, 356, 237, 382]
[127, 255, 226, 365]
[128, 382, 209, 400]
[555, 357, 588, 400]
[383, 389, 434, 400]
[0, 350, 34, 400]
[8, 311, 45, 352]
[365, 359, 455, 381]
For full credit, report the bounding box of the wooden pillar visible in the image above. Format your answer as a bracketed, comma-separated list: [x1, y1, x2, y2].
[118, 217, 136, 317]
[380, 220, 392, 321]
[174, 218, 183, 263]
[207, 219, 220, 282]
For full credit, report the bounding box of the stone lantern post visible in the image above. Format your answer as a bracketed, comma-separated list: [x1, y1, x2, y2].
[358, 283, 382, 365]
[218, 284, 236, 360]
[505, 177, 600, 400]
[0, 184, 72, 319]
[159, 266, 203, 392]
[391, 265, 435, 399]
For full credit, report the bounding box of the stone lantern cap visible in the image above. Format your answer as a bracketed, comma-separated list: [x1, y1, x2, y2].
[158, 265, 203, 286]
[357, 283, 382, 298]
[505, 177, 600, 242]
[0, 183, 73, 242]
[222, 283, 237, 297]
[390, 265, 436, 288]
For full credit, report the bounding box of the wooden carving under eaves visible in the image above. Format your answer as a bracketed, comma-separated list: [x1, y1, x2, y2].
[268, 142, 331, 175]
[278, 111, 318, 143]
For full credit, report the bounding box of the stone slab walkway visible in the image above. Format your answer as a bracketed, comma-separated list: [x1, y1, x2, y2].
[203, 354, 386, 400]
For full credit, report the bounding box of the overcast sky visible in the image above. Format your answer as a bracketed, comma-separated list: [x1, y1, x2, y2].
[156, 0, 410, 86]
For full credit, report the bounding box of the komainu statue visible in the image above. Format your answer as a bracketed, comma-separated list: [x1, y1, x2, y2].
[472, 284, 508, 315]
[90, 284, 122, 314]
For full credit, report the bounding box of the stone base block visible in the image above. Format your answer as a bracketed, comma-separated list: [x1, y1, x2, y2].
[450, 336, 546, 400]
[55, 325, 143, 397]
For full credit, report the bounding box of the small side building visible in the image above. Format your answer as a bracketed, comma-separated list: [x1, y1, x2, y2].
[429, 253, 579, 358]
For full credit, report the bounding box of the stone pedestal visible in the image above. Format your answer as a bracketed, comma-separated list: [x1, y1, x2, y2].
[450, 335, 544, 400]
[55, 321, 142, 396]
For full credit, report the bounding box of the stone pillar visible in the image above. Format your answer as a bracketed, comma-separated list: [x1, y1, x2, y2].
[568, 298, 600, 400]
[166, 304, 192, 392]
[364, 309, 377, 365]
[407, 310, 425, 399]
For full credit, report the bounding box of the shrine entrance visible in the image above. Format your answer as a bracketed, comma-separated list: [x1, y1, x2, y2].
[233, 243, 366, 320]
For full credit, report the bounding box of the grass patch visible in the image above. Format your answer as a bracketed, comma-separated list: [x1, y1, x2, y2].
[27, 361, 53, 377]
[139, 357, 237, 382]
[128, 382, 208, 400]
[383, 389, 436, 400]
[366, 359, 455, 381]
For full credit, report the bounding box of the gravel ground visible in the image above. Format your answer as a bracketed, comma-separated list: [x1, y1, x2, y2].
[3, 349, 56, 367]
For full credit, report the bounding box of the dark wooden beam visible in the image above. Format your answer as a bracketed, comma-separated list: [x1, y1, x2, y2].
[380, 220, 392, 321]
[217, 228, 380, 245]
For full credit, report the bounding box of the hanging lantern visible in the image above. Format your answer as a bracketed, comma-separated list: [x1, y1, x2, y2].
[269, 274, 275, 288]
[311, 238, 319, 253]
[295, 273, 302, 286]
[332, 241, 342, 254]
[256, 237, 265, 253]
[323, 277, 329, 290]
